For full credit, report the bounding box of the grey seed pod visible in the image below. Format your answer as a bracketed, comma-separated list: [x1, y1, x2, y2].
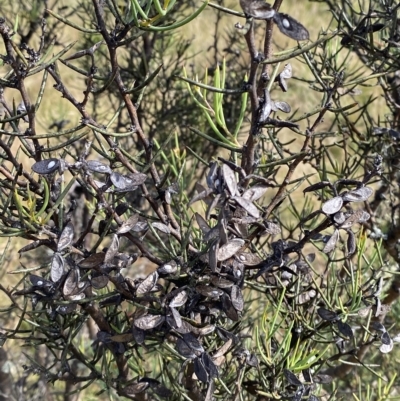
[239, 0, 276, 19]
[32, 158, 61, 175]
[273, 13, 309, 41]
[17, 101, 29, 122]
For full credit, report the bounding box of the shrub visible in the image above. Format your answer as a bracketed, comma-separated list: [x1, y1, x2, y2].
[0, 0, 399, 400]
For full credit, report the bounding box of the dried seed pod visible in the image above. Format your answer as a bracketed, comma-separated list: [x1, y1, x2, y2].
[123, 382, 149, 395]
[209, 239, 219, 273]
[358, 210, 370, 223]
[322, 230, 339, 253]
[206, 162, 219, 190]
[166, 313, 186, 331]
[77, 280, 90, 292]
[273, 101, 291, 113]
[57, 221, 74, 252]
[196, 285, 223, 299]
[97, 331, 112, 343]
[278, 76, 288, 92]
[212, 339, 233, 360]
[342, 187, 373, 202]
[346, 230, 356, 256]
[302, 368, 312, 384]
[213, 356, 226, 367]
[232, 262, 245, 281]
[371, 321, 386, 332]
[242, 185, 268, 202]
[30, 275, 54, 291]
[280, 63, 292, 79]
[92, 180, 108, 192]
[205, 226, 220, 242]
[128, 172, 148, 186]
[237, 252, 262, 266]
[132, 326, 145, 344]
[183, 333, 205, 353]
[202, 352, 218, 379]
[222, 164, 238, 196]
[258, 88, 272, 124]
[317, 307, 338, 322]
[281, 264, 296, 281]
[86, 160, 112, 174]
[171, 319, 194, 335]
[169, 290, 188, 308]
[176, 338, 196, 359]
[17, 101, 28, 122]
[91, 273, 109, 289]
[322, 196, 343, 215]
[296, 289, 316, 304]
[32, 158, 61, 175]
[333, 212, 346, 225]
[152, 222, 171, 234]
[115, 203, 129, 216]
[170, 306, 182, 328]
[275, 64, 293, 90]
[232, 196, 260, 218]
[158, 260, 178, 275]
[381, 331, 391, 345]
[195, 213, 211, 235]
[372, 127, 391, 136]
[139, 377, 172, 398]
[132, 220, 148, 232]
[273, 13, 309, 40]
[56, 303, 77, 315]
[239, 0, 275, 19]
[263, 221, 281, 235]
[196, 325, 215, 336]
[194, 356, 208, 383]
[206, 193, 221, 220]
[388, 129, 400, 139]
[245, 353, 258, 367]
[63, 268, 80, 297]
[51, 252, 65, 283]
[211, 276, 234, 289]
[231, 285, 244, 312]
[284, 369, 302, 386]
[293, 387, 305, 401]
[104, 235, 119, 264]
[337, 321, 353, 339]
[216, 327, 239, 343]
[110, 172, 135, 190]
[29, 274, 44, 287]
[380, 339, 393, 353]
[79, 253, 105, 268]
[218, 239, 245, 261]
[393, 334, 400, 343]
[221, 292, 239, 321]
[340, 209, 365, 229]
[134, 314, 165, 330]
[164, 189, 172, 204]
[117, 214, 139, 234]
[136, 271, 159, 294]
